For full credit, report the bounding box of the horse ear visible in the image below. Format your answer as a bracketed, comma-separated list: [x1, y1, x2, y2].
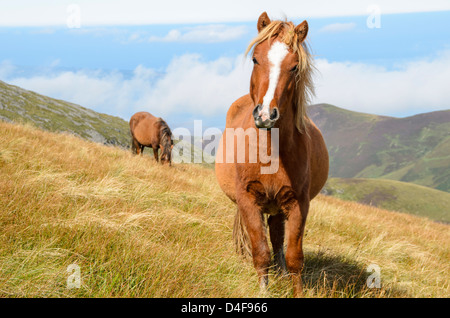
[257, 12, 271, 32]
[295, 20, 309, 43]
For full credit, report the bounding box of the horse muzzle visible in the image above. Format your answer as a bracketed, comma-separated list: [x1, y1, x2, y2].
[252, 104, 280, 129]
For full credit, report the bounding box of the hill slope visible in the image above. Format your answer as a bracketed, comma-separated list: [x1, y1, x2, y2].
[309, 104, 450, 192]
[0, 80, 130, 147]
[0, 121, 448, 298]
[322, 178, 450, 223]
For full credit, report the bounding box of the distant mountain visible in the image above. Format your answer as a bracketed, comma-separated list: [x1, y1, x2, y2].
[309, 104, 450, 192]
[0, 80, 130, 148]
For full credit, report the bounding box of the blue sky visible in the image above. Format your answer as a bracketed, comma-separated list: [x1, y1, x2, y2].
[1, 1, 450, 130]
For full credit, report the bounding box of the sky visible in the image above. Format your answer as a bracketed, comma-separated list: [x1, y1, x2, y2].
[1, 0, 450, 130]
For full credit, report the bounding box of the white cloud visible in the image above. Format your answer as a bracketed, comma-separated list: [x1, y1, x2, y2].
[318, 22, 357, 33]
[135, 54, 251, 115]
[2, 55, 252, 120]
[2, 50, 449, 123]
[10, 70, 127, 112]
[1, 0, 450, 26]
[149, 30, 181, 42]
[148, 25, 248, 43]
[312, 50, 450, 115]
[0, 60, 15, 79]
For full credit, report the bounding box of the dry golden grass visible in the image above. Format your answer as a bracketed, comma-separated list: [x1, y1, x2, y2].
[0, 121, 448, 297]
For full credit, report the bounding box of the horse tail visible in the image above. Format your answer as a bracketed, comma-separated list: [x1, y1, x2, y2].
[233, 207, 252, 257]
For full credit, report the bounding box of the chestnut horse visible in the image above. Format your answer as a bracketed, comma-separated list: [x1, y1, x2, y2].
[215, 12, 329, 297]
[129, 111, 173, 165]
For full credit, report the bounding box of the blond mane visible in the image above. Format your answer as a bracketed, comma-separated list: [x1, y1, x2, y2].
[245, 20, 315, 133]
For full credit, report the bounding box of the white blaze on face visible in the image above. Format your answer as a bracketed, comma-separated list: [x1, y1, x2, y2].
[260, 40, 289, 120]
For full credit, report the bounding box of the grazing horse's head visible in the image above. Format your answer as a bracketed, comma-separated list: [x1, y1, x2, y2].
[160, 124, 173, 166]
[246, 12, 314, 131]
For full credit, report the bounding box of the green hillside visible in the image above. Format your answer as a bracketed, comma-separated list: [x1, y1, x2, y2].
[322, 178, 450, 223]
[0, 80, 130, 148]
[309, 103, 450, 192]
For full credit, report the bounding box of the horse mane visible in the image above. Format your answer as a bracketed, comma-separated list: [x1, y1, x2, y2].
[245, 19, 315, 133]
[157, 118, 172, 150]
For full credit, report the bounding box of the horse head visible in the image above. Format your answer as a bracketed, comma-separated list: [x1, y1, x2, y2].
[247, 12, 313, 132]
[160, 132, 173, 166]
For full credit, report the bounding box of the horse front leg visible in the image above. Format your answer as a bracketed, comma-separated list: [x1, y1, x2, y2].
[236, 187, 270, 293]
[132, 137, 141, 155]
[152, 146, 159, 162]
[285, 199, 309, 298]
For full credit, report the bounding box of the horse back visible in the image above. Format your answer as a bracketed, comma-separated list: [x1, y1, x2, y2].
[130, 112, 160, 146]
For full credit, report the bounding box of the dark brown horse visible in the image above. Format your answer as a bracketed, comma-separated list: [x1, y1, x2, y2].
[215, 12, 329, 297]
[129, 111, 173, 165]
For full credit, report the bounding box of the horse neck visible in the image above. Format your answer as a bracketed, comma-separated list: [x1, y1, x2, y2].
[160, 131, 169, 147]
[277, 94, 301, 142]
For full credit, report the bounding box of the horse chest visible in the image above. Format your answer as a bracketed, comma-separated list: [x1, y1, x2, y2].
[237, 164, 301, 215]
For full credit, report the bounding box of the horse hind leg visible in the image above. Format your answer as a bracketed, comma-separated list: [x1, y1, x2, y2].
[131, 137, 141, 155]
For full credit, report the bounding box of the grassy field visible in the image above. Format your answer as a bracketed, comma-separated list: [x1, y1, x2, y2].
[323, 178, 450, 223]
[0, 121, 449, 297]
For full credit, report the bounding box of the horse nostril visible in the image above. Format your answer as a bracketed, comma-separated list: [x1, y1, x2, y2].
[270, 107, 280, 121]
[252, 104, 262, 120]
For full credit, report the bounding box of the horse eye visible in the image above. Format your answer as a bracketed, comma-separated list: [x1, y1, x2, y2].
[252, 57, 259, 65]
[290, 65, 298, 72]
